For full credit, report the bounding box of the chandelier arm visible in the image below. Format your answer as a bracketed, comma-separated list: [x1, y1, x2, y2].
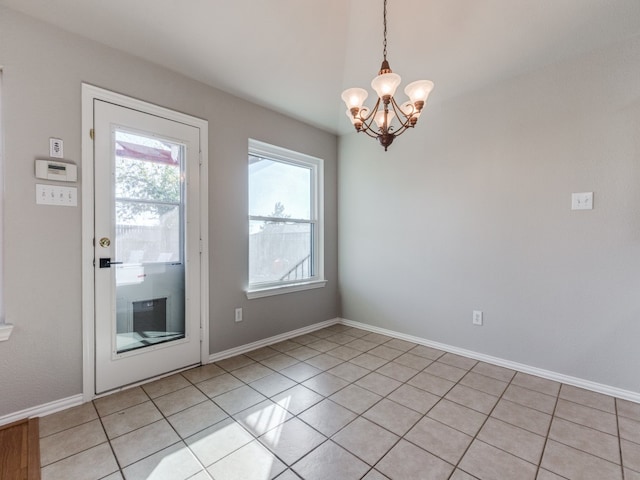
[358, 97, 382, 135]
[387, 97, 416, 136]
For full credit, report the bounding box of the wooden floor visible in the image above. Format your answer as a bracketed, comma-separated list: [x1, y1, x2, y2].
[0, 418, 40, 480]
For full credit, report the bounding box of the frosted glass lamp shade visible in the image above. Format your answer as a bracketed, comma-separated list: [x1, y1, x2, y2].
[374, 110, 395, 129]
[404, 80, 434, 105]
[341, 88, 368, 110]
[371, 72, 401, 99]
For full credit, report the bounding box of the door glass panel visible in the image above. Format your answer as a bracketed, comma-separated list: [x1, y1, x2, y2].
[114, 130, 185, 354]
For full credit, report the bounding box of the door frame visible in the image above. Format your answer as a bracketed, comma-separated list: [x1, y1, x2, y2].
[81, 84, 209, 401]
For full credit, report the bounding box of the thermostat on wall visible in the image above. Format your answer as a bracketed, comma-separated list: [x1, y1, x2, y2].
[35, 159, 77, 182]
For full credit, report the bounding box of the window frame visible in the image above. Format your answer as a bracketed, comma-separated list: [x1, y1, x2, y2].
[246, 139, 326, 299]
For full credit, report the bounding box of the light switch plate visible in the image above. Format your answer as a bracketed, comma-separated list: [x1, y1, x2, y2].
[571, 192, 593, 210]
[36, 184, 77, 206]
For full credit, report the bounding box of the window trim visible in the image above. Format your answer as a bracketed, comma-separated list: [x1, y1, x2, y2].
[246, 139, 326, 298]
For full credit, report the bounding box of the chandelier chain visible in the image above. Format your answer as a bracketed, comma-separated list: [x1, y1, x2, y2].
[382, 0, 388, 61]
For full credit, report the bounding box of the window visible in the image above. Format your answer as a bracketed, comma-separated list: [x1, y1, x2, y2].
[247, 139, 325, 298]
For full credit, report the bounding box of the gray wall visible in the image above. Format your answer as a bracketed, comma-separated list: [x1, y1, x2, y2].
[0, 7, 339, 417]
[339, 35, 640, 394]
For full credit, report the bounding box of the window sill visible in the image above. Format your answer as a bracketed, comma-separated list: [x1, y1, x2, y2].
[246, 280, 327, 299]
[0, 323, 14, 342]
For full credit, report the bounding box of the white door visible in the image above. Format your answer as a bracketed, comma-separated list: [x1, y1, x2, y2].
[93, 99, 202, 394]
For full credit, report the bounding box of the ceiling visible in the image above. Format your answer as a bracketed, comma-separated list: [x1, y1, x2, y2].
[2, 0, 640, 135]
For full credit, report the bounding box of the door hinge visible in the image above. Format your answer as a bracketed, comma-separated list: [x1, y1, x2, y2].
[199, 239, 203, 253]
[199, 151, 203, 166]
[89, 128, 95, 140]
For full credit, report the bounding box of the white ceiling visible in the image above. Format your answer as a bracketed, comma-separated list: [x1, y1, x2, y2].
[3, 0, 640, 134]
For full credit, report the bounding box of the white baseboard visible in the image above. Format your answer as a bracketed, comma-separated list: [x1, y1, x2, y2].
[0, 394, 84, 427]
[208, 317, 340, 363]
[340, 318, 640, 404]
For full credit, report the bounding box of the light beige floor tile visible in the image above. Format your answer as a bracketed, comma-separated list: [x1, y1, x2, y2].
[511, 372, 560, 397]
[230, 362, 274, 383]
[275, 469, 303, 480]
[362, 333, 394, 344]
[292, 440, 370, 480]
[445, 384, 499, 414]
[424, 362, 467, 383]
[186, 417, 254, 467]
[250, 372, 297, 397]
[270, 340, 302, 353]
[408, 371, 455, 396]
[302, 372, 349, 396]
[333, 417, 399, 465]
[215, 354, 255, 371]
[393, 352, 433, 370]
[244, 346, 280, 361]
[94, 386, 149, 416]
[101, 400, 162, 439]
[325, 333, 358, 345]
[490, 399, 552, 436]
[477, 418, 545, 464]
[39, 402, 98, 437]
[541, 440, 622, 480]
[142, 374, 191, 399]
[325, 345, 362, 361]
[307, 339, 341, 353]
[559, 385, 616, 413]
[383, 338, 418, 352]
[233, 399, 293, 437]
[439, 353, 477, 370]
[622, 439, 640, 472]
[279, 362, 322, 382]
[181, 363, 225, 384]
[110, 419, 180, 467]
[449, 470, 478, 480]
[303, 353, 343, 371]
[196, 373, 244, 398]
[363, 398, 421, 436]
[405, 417, 472, 465]
[625, 468, 640, 480]
[617, 398, 640, 421]
[101, 472, 125, 480]
[459, 440, 537, 480]
[408, 345, 445, 360]
[40, 418, 107, 466]
[260, 353, 300, 370]
[554, 399, 618, 435]
[208, 440, 287, 480]
[344, 338, 379, 352]
[167, 400, 228, 439]
[259, 417, 326, 465]
[154, 385, 208, 416]
[549, 417, 620, 464]
[619, 416, 640, 444]
[535, 469, 566, 480]
[286, 345, 320, 361]
[387, 384, 439, 414]
[327, 362, 370, 382]
[349, 353, 389, 370]
[502, 384, 557, 414]
[427, 399, 487, 436]
[298, 399, 357, 436]
[342, 327, 370, 338]
[311, 328, 336, 339]
[272, 384, 324, 415]
[41, 443, 118, 480]
[329, 384, 382, 414]
[214, 385, 267, 415]
[459, 372, 508, 397]
[367, 345, 404, 361]
[376, 362, 419, 382]
[471, 362, 516, 382]
[122, 442, 203, 480]
[188, 471, 213, 480]
[355, 372, 402, 396]
[377, 439, 454, 480]
[361, 469, 390, 480]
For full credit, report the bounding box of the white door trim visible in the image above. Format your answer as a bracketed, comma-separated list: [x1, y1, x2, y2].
[81, 84, 209, 401]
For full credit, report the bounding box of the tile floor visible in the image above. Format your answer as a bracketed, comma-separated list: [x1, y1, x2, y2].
[39, 325, 640, 480]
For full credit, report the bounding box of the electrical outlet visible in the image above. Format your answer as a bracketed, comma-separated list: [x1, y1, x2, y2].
[234, 307, 243, 323]
[49, 138, 64, 158]
[472, 310, 483, 326]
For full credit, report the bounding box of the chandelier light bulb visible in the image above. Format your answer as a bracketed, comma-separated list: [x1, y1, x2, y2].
[374, 110, 395, 129]
[341, 88, 368, 111]
[404, 80, 435, 107]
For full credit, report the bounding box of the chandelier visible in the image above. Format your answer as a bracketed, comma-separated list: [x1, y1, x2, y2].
[341, 0, 434, 151]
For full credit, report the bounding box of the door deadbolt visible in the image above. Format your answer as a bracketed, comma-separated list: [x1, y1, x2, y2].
[99, 237, 111, 248]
